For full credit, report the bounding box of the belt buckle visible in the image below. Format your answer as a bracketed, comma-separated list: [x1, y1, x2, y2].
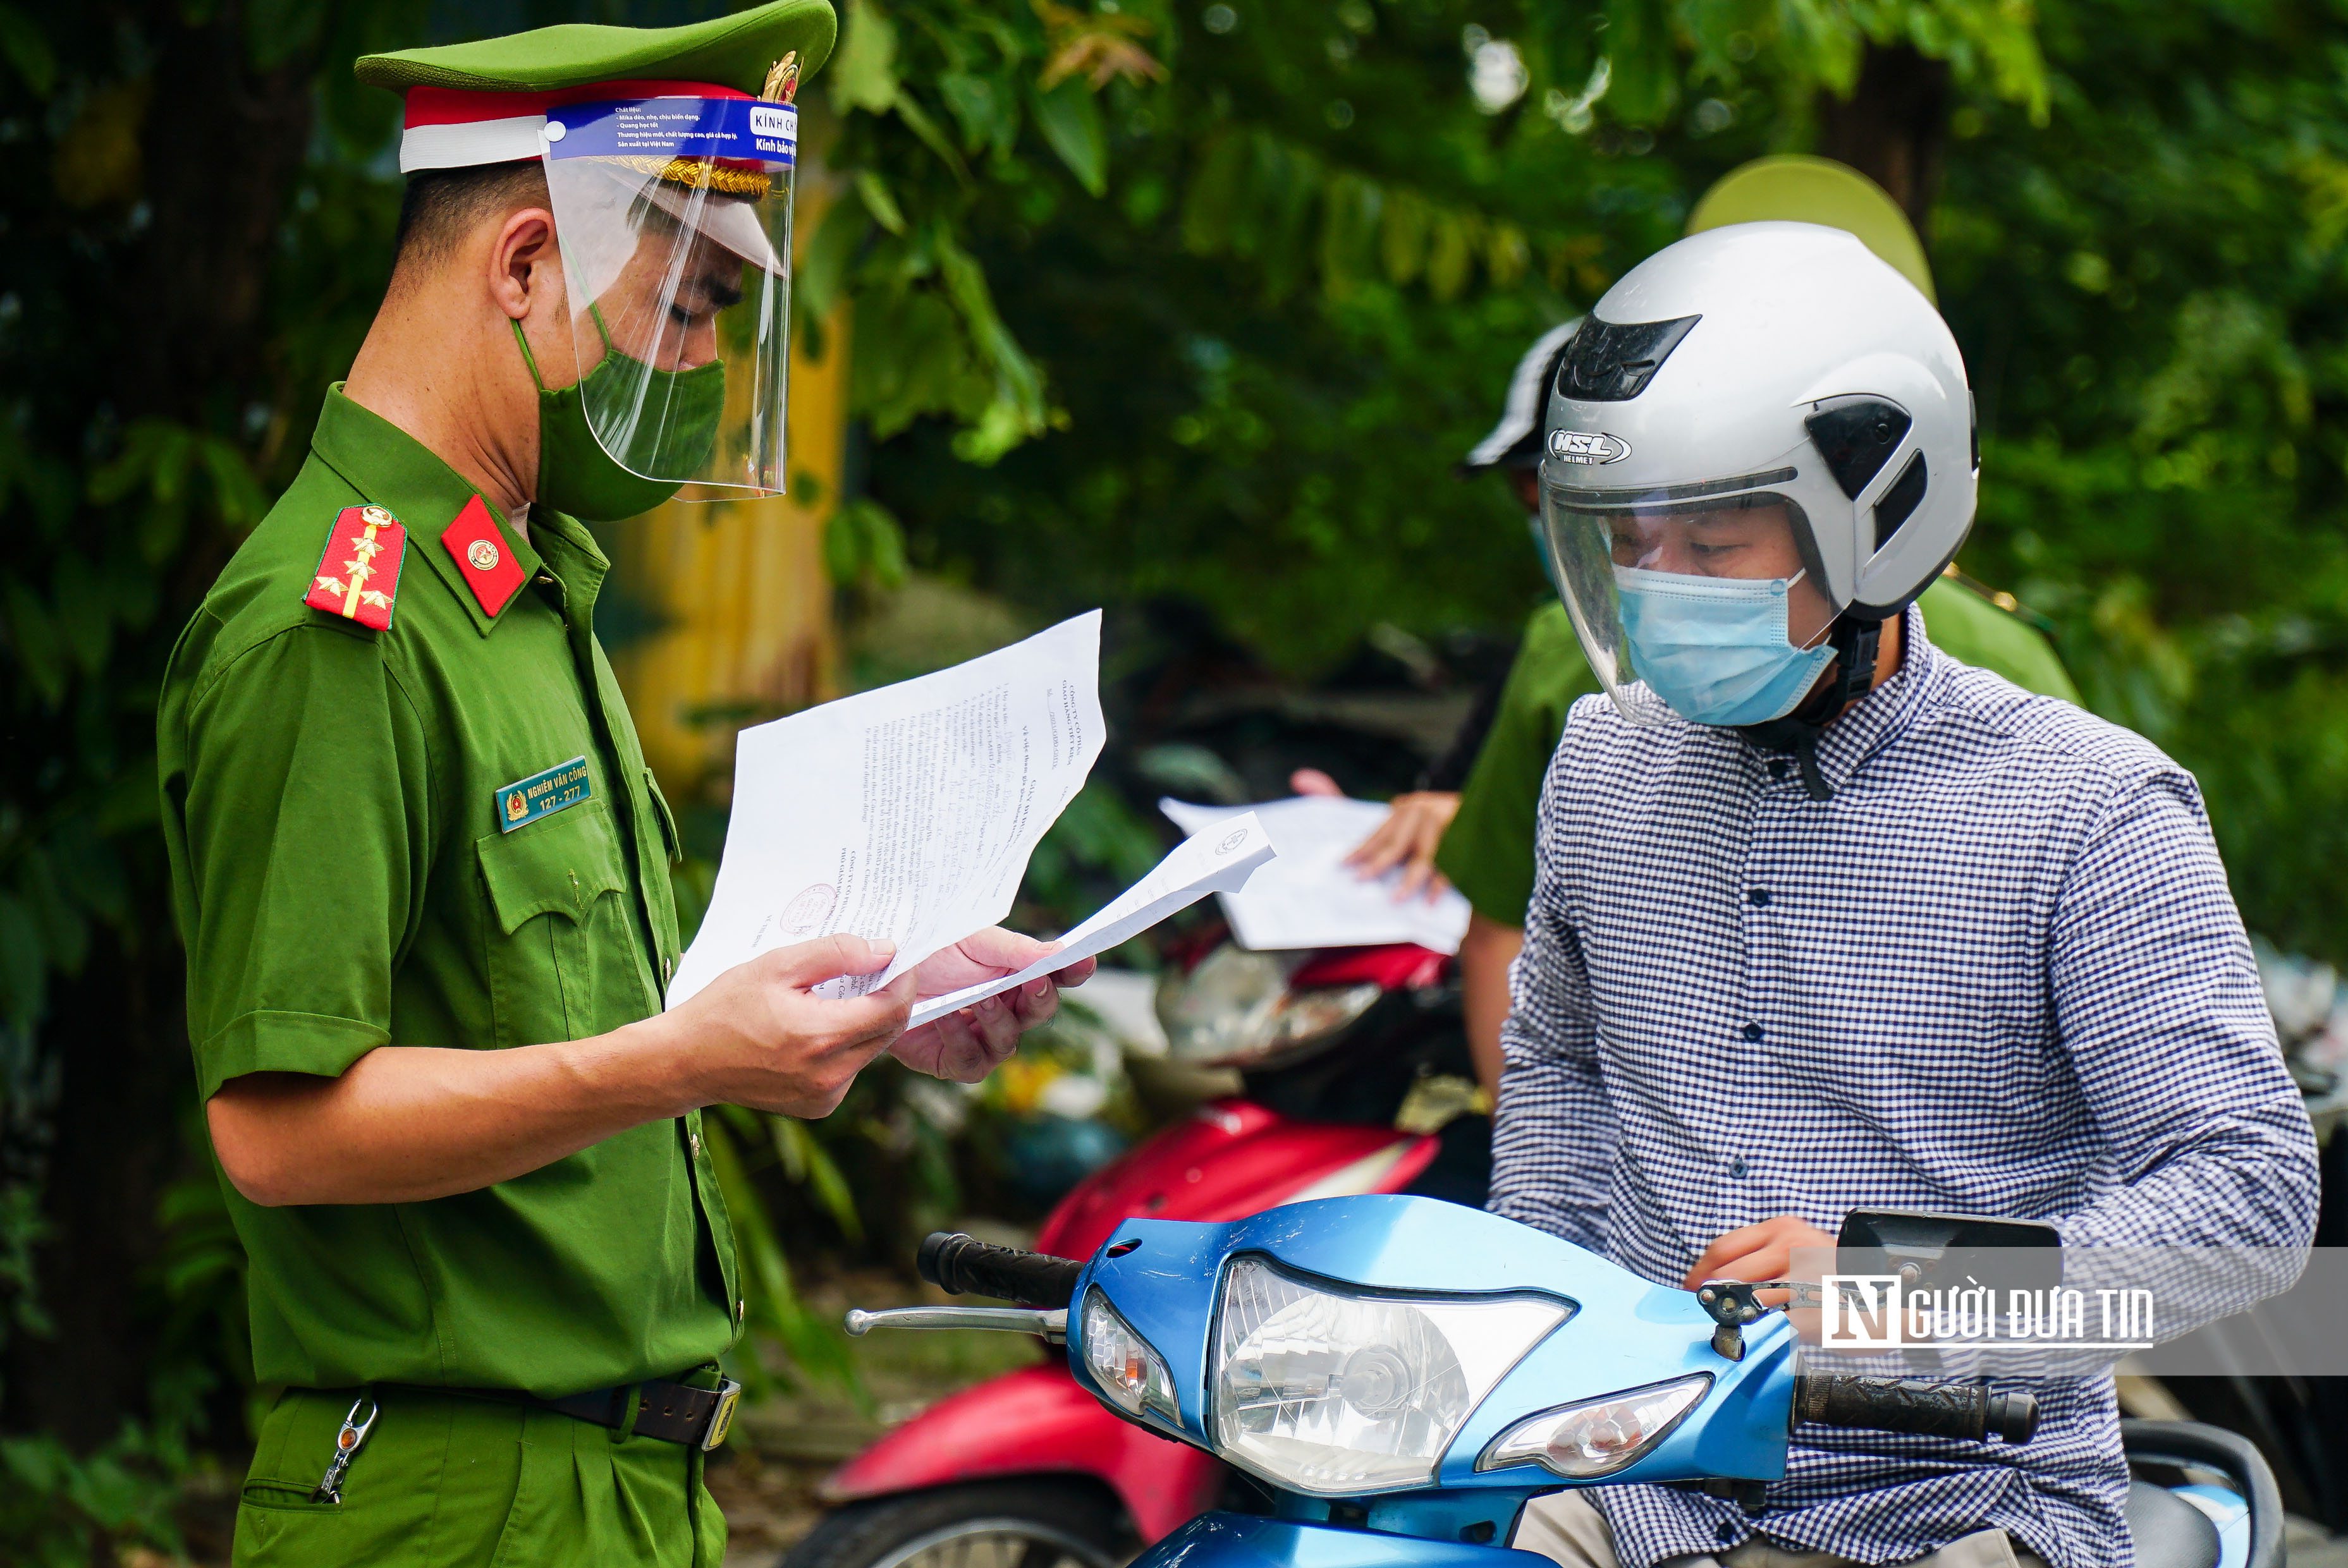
[700, 1379, 743, 1450]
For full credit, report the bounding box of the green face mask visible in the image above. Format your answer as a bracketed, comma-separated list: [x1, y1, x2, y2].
[513, 315, 726, 522]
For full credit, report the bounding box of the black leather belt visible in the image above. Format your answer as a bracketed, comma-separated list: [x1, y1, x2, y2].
[538, 1377, 743, 1450]
[390, 1377, 743, 1450]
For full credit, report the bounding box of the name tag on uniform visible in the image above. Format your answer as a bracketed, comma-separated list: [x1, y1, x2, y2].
[497, 757, 592, 832]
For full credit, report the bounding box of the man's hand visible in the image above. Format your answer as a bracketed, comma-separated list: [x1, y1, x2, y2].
[890, 927, 1097, 1083]
[1343, 791, 1461, 903]
[668, 932, 919, 1117]
[1682, 1214, 1839, 1293]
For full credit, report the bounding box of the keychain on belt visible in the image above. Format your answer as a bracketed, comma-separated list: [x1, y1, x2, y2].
[313, 1394, 381, 1504]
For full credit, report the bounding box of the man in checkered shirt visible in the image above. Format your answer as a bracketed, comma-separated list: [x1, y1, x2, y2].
[1490, 224, 2319, 1568]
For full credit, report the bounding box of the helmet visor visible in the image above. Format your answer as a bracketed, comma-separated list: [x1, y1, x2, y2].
[1536, 462, 1848, 726]
[541, 94, 798, 500]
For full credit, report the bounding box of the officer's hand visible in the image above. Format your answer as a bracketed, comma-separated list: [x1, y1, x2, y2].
[891, 927, 1096, 1085]
[1343, 790, 1461, 903]
[671, 933, 915, 1117]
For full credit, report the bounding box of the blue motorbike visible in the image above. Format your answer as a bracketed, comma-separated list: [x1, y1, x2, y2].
[844, 1196, 2280, 1568]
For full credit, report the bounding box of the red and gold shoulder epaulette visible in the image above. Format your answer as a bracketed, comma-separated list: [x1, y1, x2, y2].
[304, 503, 408, 631]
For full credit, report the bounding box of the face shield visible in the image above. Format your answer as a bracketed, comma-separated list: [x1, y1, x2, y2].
[1536, 459, 1854, 728]
[539, 92, 797, 501]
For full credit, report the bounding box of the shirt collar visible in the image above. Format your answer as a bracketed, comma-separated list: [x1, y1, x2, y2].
[525, 507, 610, 639]
[307, 384, 547, 638]
[1800, 602, 1947, 793]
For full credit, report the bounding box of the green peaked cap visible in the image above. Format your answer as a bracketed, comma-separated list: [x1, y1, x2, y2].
[355, 0, 837, 97]
[1685, 154, 1936, 305]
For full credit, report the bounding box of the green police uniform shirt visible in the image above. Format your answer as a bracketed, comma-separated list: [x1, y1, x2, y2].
[159, 387, 738, 1397]
[1433, 576, 2084, 927]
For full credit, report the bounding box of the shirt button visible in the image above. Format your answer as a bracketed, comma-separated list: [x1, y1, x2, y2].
[1716, 1522, 1739, 1547]
[1740, 1021, 1764, 1043]
[1768, 759, 1789, 781]
[1747, 888, 1771, 908]
[736, 1299, 747, 1324]
[663, 956, 675, 983]
[689, 1131, 704, 1157]
[1728, 1157, 1749, 1179]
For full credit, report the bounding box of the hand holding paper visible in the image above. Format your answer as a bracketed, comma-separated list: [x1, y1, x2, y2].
[1160, 795, 1471, 954]
[907, 813, 1276, 1029]
[664, 608, 1276, 1095]
[669, 612, 1105, 1009]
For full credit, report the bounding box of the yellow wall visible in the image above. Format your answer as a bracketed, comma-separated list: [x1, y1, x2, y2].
[609, 179, 846, 803]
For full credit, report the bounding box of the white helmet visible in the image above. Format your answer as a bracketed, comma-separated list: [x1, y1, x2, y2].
[1537, 221, 1975, 732]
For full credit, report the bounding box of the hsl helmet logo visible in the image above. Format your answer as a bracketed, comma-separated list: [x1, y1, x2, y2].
[1548, 429, 1632, 465]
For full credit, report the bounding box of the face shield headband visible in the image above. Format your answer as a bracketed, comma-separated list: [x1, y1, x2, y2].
[538, 91, 798, 505]
[1536, 465, 1853, 729]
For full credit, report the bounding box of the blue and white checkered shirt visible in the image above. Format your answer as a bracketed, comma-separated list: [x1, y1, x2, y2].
[1488, 605, 2320, 1568]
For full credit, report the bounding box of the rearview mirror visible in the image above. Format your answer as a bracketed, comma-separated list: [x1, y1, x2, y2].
[1835, 1209, 2062, 1292]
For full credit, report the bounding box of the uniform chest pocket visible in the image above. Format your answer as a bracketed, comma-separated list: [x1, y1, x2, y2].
[475, 799, 652, 1048]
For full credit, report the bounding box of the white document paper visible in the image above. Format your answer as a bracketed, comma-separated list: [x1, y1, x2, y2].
[1159, 796, 1472, 955]
[668, 612, 1106, 1009]
[908, 813, 1276, 1028]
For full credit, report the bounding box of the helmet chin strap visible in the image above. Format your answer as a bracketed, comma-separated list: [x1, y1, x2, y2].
[1733, 616, 1883, 802]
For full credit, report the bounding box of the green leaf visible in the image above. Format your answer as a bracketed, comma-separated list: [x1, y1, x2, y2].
[853, 169, 907, 236]
[797, 193, 873, 326]
[0, 4, 53, 97]
[767, 1115, 865, 1243]
[3, 580, 66, 705]
[702, 1115, 864, 1402]
[51, 552, 110, 678]
[824, 497, 908, 590]
[938, 71, 1015, 155]
[829, 0, 900, 115]
[1030, 77, 1107, 197]
[890, 90, 969, 180]
[198, 437, 267, 528]
[242, 0, 322, 73]
[0, 892, 46, 1028]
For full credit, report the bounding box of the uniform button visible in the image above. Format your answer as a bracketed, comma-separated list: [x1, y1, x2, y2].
[689, 1131, 704, 1157]
[1740, 1021, 1764, 1043]
[1768, 759, 1789, 781]
[736, 1299, 747, 1324]
[1728, 1157, 1749, 1179]
[663, 956, 675, 983]
[1747, 888, 1771, 908]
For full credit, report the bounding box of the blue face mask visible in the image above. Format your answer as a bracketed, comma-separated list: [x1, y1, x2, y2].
[1615, 564, 1837, 726]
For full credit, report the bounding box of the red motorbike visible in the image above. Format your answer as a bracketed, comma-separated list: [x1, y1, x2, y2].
[781, 937, 1489, 1568]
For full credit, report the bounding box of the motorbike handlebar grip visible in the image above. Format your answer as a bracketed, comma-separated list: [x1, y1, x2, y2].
[917, 1232, 1086, 1308]
[1794, 1376, 2039, 1444]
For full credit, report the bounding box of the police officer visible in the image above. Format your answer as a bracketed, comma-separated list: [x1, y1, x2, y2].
[1343, 157, 2081, 1102]
[157, 5, 1090, 1562]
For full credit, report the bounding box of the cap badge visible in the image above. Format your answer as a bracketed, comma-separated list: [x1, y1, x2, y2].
[762, 52, 800, 105]
[304, 504, 408, 631]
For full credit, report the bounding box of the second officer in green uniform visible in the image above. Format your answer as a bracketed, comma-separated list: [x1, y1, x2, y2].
[159, 6, 1091, 1563]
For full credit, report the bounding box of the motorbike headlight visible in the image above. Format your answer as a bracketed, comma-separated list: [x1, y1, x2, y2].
[1212, 1255, 1570, 1494]
[1156, 945, 1381, 1069]
[1080, 1288, 1179, 1426]
[1475, 1373, 1711, 1478]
